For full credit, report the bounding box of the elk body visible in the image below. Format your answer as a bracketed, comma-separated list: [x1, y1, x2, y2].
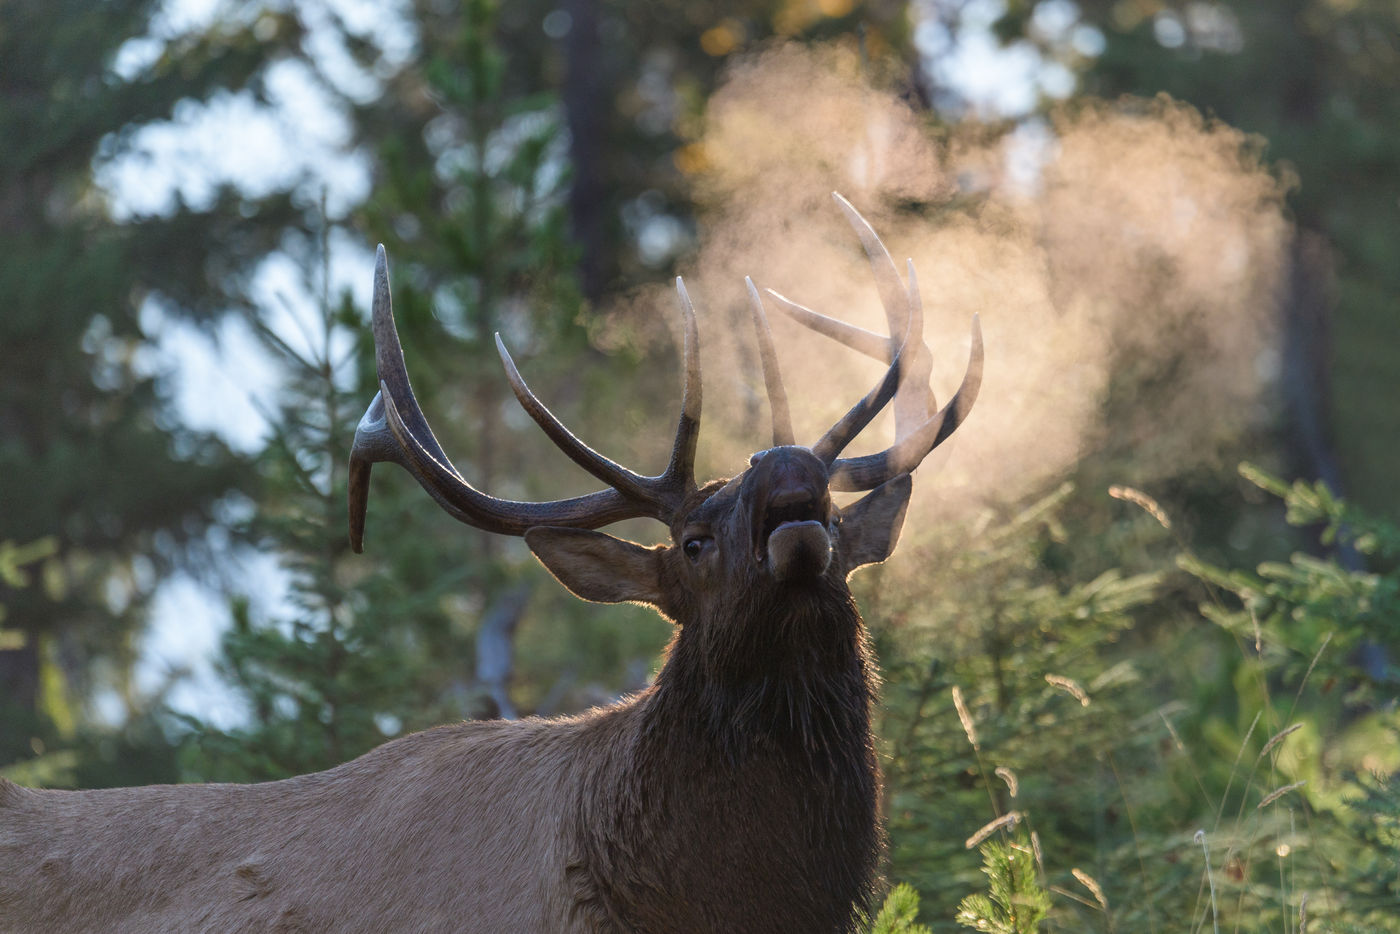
[0, 196, 981, 934]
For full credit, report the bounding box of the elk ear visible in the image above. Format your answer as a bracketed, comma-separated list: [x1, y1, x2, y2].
[839, 474, 913, 574]
[525, 527, 666, 606]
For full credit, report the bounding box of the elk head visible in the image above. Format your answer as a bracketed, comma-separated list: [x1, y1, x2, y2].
[348, 194, 982, 645]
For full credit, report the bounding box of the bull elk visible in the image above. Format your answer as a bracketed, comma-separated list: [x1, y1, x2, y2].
[0, 195, 982, 933]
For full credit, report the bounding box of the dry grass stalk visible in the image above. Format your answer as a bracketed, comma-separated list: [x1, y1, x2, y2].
[1257, 780, 1306, 810]
[1258, 723, 1301, 760]
[952, 685, 979, 750]
[1195, 829, 1220, 934]
[1045, 674, 1090, 706]
[1108, 485, 1172, 529]
[964, 811, 1021, 849]
[1071, 868, 1108, 911]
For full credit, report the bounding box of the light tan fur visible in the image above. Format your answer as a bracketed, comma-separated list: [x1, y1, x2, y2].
[0, 714, 630, 933]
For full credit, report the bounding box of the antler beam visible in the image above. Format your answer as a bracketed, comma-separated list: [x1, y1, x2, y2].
[348, 247, 701, 550]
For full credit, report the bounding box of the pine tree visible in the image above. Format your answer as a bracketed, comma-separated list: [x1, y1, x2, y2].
[184, 0, 669, 779]
[181, 213, 453, 780]
[0, 0, 310, 779]
[955, 839, 1050, 934]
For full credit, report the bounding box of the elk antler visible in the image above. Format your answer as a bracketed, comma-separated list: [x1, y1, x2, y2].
[744, 278, 796, 447]
[764, 193, 983, 492]
[746, 270, 907, 458]
[348, 246, 701, 551]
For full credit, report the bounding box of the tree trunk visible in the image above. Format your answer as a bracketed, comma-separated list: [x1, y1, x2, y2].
[563, 0, 607, 301]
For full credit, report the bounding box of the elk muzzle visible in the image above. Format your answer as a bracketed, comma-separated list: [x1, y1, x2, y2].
[746, 447, 834, 582]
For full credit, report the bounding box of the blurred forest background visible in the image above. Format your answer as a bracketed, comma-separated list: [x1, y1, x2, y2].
[1, 0, 1397, 929]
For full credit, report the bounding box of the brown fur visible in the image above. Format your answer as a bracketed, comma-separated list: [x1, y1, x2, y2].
[0, 448, 902, 934]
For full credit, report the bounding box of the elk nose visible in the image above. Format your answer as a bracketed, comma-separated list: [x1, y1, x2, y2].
[767, 461, 814, 503]
[748, 446, 828, 496]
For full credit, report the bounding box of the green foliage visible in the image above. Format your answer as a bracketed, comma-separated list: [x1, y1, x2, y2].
[1173, 464, 1400, 929]
[0, 538, 69, 784]
[1181, 462, 1398, 719]
[0, 0, 309, 778]
[955, 839, 1050, 934]
[1345, 769, 1400, 911]
[0, 750, 81, 788]
[1348, 772, 1400, 847]
[181, 211, 469, 780]
[184, 2, 669, 780]
[1236, 463, 1400, 560]
[0, 536, 180, 789]
[870, 883, 934, 934]
[878, 484, 1166, 925]
[0, 538, 58, 628]
[878, 463, 1399, 930]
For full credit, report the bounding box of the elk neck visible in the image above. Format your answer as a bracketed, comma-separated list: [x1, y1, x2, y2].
[569, 585, 881, 934]
[649, 574, 875, 777]
[643, 447, 878, 772]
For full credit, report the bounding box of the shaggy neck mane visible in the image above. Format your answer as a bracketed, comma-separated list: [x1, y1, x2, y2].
[650, 578, 875, 771]
[568, 580, 881, 933]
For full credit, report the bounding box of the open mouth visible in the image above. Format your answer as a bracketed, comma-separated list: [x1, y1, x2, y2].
[744, 448, 835, 578]
[761, 494, 828, 547]
[754, 488, 833, 581]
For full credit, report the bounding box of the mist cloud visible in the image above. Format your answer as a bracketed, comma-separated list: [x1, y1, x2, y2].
[605, 43, 1289, 531]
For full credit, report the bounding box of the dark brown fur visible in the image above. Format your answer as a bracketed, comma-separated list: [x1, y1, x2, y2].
[569, 584, 881, 933]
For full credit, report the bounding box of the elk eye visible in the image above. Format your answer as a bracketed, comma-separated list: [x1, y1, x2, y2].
[683, 537, 710, 561]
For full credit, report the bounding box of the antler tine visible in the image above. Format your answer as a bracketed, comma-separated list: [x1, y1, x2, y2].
[350, 244, 465, 550]
[745, 277, 795, 447]
[366, 245, 459, 476]
[763, 290, 890, 361]
[348, 390, 393, 552]
[494, 335, 659, 505]
[767, 194, 936, 446]
[761, 287, 905, 463]
[830, 193, 934, 436]
[809, 349, 904, 463]
[348, 245, 681, 551]
[491, 277, 701, 516]
[760, 196, 982, 491]
[899, 259, 937, 429]
[665, 277, 702, 494]
[828, 314, 984, 492]
[350, 386, 491, 550]
[372, 384, 642, 531]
